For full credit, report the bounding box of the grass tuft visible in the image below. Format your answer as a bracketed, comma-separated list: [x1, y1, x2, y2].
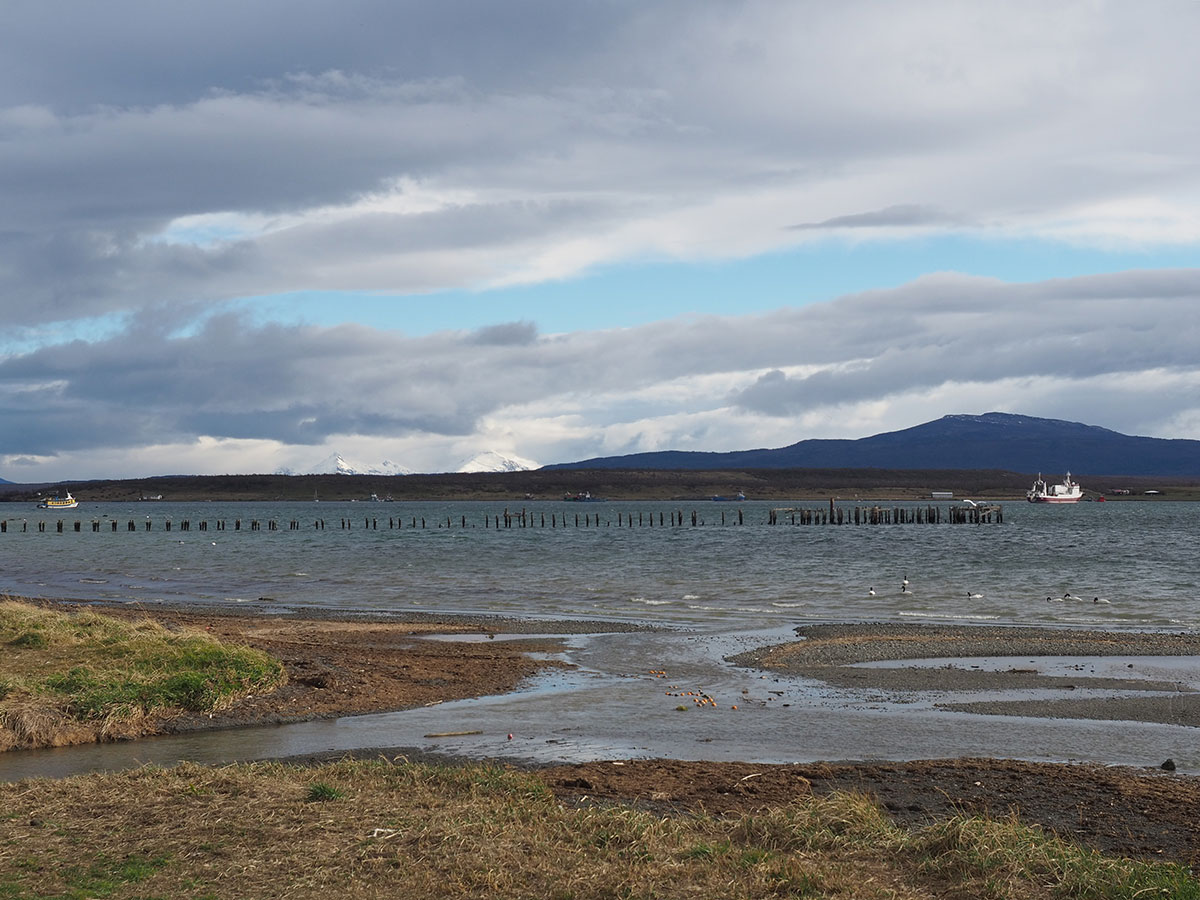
[0, 600, 285, 748]
[305, 782, 344, 802]
[0, 760, 1195, 899]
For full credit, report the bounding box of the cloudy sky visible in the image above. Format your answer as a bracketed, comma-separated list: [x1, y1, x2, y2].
[2, 1, 1199, 479]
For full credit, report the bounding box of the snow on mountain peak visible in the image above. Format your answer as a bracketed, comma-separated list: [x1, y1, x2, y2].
[306, 452, 413, 476]
[457, 451, 540, 473]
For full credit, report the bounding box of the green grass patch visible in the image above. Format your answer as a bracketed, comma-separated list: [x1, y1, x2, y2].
[55, 852, 171, 898]
[7, 630, 49, 650]
[305, 782, 344, 802]
[0, 600, 285, 724]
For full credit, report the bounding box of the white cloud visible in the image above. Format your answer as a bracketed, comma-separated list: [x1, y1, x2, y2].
[2, 1, 1200, 328]
[2, 1, 1200, 477]
[2, 269, 1199, 478]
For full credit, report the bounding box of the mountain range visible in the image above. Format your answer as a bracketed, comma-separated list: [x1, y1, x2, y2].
[546, 413, 1200, 477]
[276, 450, 540, 476]
[456, 450, 541, 473]
[276, 453, 415, 477]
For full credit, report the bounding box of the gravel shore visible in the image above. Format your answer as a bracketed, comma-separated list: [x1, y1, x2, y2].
[729, 622, 1200, 726]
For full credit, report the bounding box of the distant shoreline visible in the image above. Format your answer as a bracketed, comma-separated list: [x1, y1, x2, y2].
[2, 468, 1196, 503]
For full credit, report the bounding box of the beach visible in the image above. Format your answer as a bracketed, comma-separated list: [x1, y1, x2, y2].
[732, 623, 1200, 728]
[10, 598, 641, 740]
[6, 599, 1200, 867]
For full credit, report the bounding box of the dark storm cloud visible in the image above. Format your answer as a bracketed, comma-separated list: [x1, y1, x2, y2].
[468, 322, 539, 346]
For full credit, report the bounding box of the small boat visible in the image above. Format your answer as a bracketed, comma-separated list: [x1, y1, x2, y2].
[38, 491, 78, 509]
[1026, 472, 1083, 503]
[564, 491, 606, 502]
[712, 492, 747, 502]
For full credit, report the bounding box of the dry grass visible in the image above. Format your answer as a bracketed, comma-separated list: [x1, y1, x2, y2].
[0, 759, 1195, 900]
[0, 599, 285, 750]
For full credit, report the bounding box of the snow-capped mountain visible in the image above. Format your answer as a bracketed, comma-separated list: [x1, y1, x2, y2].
[457, 451, 540, 473]
[305, 453, 413, 476]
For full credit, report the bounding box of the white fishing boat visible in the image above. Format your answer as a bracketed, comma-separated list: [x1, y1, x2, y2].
[1026, 472, 1082, 503]
[37, 490, 78, 509]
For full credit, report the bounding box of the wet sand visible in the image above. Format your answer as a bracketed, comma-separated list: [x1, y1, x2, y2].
[730, 623, 1200, 726]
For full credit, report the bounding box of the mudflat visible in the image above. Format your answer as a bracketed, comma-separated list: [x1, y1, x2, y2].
[15, 599, 631, 735]
[8, 601, 1200, 866]
[731, 622, 1200, 726]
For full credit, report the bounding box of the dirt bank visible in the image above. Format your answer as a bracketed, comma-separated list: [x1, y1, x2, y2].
[536, 757, 1200, 867]
[10, 600, 613, 740]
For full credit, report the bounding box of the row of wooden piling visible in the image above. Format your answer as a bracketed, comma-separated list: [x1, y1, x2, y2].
[0, 503, 1002, 534]
[768, 503, 1003, 525]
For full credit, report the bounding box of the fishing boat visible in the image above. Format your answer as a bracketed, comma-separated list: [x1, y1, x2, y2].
[712, 491, 747, 501]
[1026, 473, 1082, 503]
[563, 491, 605, 502]
[37, 491, 78, 509]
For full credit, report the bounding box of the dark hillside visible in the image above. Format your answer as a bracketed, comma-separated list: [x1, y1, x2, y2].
[546, 413, 1200, 478]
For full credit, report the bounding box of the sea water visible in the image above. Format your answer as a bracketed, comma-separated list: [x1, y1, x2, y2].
[1, 499, 1196, 630]
[3, 498, 1199, 779]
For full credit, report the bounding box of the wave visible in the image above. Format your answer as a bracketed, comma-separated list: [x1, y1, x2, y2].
[898, 611, 1001, 621]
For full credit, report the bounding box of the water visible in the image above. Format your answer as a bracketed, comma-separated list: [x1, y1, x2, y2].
[2, 499, 1197, 629]
[2, 499, 1199, 779]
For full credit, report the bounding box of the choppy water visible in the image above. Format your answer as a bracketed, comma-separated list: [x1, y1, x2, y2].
[1, 499, 1197, 629]
[3, 498, 1199, 780]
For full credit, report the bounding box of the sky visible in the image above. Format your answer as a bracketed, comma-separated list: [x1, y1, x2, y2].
[2, 0, 1199, 480]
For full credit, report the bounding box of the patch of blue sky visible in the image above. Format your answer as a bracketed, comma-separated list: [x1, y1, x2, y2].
[151, 217, 259, 247]
[227, 234, 1199, 337]
[3, 312, 132, 355]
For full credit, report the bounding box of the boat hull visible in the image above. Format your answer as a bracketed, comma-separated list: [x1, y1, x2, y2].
[1026, 472, 1083, 503]
[37, 491, 78, 509]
